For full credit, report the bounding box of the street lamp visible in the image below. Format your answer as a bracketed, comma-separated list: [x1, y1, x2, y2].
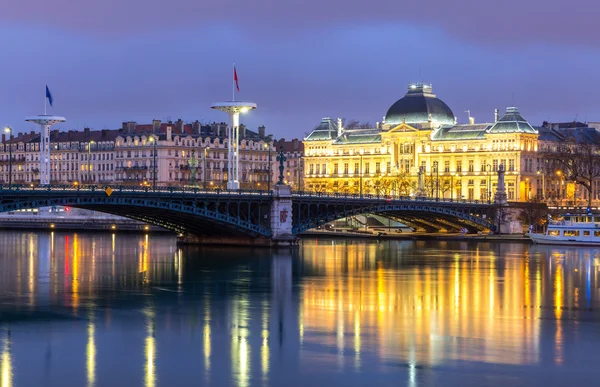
[486, 163, 492, 204]
[87, 140, 95, 184]
[203, 146, 210, 190]
[4, 127, 12, 187]
[450, 172, 455, 201]
[537, 169, 545, 200]
[433, 161, 439, 200]
[556, 170, 563, 203]
[265, 143, 271, 192]
[359, 151, 364, 198]
[149, 136, 157, 191]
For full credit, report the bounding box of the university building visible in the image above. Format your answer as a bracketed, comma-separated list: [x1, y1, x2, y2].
[303, 83, 596, 203]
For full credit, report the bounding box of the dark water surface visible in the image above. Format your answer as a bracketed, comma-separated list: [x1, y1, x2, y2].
[1, 231, 600, 386]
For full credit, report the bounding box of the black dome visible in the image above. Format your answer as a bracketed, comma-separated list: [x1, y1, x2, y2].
[384, 84, 455, 127]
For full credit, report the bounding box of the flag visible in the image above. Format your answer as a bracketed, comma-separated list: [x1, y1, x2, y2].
[46, 85, 53, 107]
[233, 66, 240, 92]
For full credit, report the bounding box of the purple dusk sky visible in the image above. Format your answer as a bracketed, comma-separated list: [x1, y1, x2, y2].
[1, 0, 599, 139]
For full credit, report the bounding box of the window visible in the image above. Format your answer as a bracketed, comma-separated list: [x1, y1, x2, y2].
[468, 160, 474, 172]
[376, 162, 381, 173]
[456, 160, 462, 173]
[322, 164, 327, 174]
[354, 163, 359, 174]
[509, 159, 515, 172]
[563, 230, 579, 237]
[334, 163, 339, 174]
[594, 231, 600, 237]
[583, 231, 590, 236]
[444, 160, 450, 173]
[309, 164, 314, 174]
[387, 162, 391, 173]
[344, 163, 349, 175]
[365, 163, 370, 174]
[493, 160, 499, 171]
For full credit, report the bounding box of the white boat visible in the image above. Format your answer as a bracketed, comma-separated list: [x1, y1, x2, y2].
[529, 214, 600, 245]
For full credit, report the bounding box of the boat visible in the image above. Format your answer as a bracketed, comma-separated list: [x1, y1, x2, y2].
[529, 214, 600, 245]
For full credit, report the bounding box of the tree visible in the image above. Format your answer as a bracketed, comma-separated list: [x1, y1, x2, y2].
[342, 119, 373, 129]
[542, 142, 600, 207]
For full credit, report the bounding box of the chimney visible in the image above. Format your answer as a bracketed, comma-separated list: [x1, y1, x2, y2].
[84, 127, 90, 137]
[1, 134, 4, 143]
[30, 131, 35, 136]
[469, 117, 475, 125]
[176, 119, 184, 133]
[101, 129, 108, 137]
[220, 123, 227, 137]
[192, 120, 200, 134]
[127, 121, 136, 134]
[240, 124, 246, 138]
[258, 125, 266, 138]
[166, 126, 172, 141]
[152, 119, 161, 132]
[494, 109, 499, 122]
[122, 122, 128, 131]
[292, 138, 299, 150]
[337, 118, 343, 137]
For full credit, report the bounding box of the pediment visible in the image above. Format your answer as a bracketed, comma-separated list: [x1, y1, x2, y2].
[385, 123, 420, 134]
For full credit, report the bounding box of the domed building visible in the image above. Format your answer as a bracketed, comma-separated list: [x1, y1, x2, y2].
[383, 84, 456, 128]
[303, 82, 547, 204]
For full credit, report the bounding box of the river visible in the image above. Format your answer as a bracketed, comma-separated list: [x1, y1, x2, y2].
[0, 231, 599, 386]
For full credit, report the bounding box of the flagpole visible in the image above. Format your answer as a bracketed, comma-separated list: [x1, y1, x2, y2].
[44, 87, 47, 115]
[232, 63, 235, 102]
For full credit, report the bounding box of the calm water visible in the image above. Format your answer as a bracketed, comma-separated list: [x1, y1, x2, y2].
[0, 232, 600, 386]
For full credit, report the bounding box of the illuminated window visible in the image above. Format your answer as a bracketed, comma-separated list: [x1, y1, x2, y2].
[548, 230, 560, 236]
[583, 231, 590, 236]
[563, 230, 579, 237]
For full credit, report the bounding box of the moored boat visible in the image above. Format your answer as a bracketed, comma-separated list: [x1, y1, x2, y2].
[529, 214, 600, 245]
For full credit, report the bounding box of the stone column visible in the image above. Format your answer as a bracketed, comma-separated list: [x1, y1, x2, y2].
[270, 184, 296, 245]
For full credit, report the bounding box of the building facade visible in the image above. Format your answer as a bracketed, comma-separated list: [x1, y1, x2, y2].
[0, 119, 275, 189]
[303, 83, 592, 204]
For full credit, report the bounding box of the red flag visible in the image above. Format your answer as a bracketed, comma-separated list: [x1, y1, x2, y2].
[234, 66, 240, 92]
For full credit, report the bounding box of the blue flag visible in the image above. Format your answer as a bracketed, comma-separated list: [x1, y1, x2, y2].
[46, 85, 53, 107]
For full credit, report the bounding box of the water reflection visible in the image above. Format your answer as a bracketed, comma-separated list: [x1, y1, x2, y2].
[0, 232, 599, 386]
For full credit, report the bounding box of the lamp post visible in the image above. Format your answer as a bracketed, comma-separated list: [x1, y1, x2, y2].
[4, 127, 12, 187]
[359, 152, 364, 198]
[265, 143, 272, 192]
[149, 137, 157, 191]
[203, 147, 210, 190]
[433, 161, 439, 200]
[556, 170, 563, 204]
[537, 169, 545, 201]
[87, 141, 95, 184]
[450, 173, 455, 201]
[188, 151, 198, 186]
[486, 163, 492, 204]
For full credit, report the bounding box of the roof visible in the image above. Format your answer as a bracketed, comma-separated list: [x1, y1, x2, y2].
[333, 128, 382, 144]
[487, 107, 537, 134]
[384, 84, 455, 127]
[304, 117, 339, 141]
[273, 138, 304, 153]
[432, 124, 491, 141]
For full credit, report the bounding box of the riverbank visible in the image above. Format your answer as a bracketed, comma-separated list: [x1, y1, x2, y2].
[300, 230, 532, 243]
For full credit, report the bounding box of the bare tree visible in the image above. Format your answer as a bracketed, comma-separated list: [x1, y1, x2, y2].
[342, 119, 373, 129]
[543, 142, 600, 207]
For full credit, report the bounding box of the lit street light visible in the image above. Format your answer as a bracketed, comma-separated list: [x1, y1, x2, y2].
[4, 126, 12, 187]
[204, 146, 210, 190]
[149, 136, 157, 191]
[265, 143, 271, 192]
[87, 140, 95, 184]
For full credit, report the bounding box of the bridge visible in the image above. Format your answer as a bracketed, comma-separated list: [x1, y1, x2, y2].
[0, 183, 510, 245]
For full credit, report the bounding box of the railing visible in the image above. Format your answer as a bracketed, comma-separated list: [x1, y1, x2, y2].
[292, 190, 490, 205]
[0, 184, 273, 196]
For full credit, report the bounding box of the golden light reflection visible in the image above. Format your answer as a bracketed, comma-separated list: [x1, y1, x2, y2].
[554, 259, 564, 364]
[87, 320, 96, 387]
[0, 332, 12, 387]
[144, 309, 156, 387]
[260, 301, 269, 380]
[299, 241, 547, 368]
[203, 296, 211, 380]
[231, 295, 250, 387]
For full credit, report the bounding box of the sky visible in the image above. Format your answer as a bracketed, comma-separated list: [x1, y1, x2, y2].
[1, 0, 599, 139]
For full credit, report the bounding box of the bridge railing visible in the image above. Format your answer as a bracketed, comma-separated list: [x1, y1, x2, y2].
[292, 190, 490, 205]
[0, 184, 273, 196]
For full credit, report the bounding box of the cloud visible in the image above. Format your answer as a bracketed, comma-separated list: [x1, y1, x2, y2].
[3, 0, 599, 47]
